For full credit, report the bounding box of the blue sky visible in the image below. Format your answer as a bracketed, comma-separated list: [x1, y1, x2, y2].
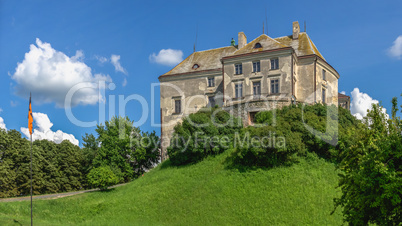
[1, 0, 401, 146]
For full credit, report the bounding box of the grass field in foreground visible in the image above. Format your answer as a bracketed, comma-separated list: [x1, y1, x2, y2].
[0, 151, 343, 225]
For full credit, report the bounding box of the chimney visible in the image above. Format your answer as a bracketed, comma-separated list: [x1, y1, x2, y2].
[292, 21, 300, 40]
[238, 32, 247, 49]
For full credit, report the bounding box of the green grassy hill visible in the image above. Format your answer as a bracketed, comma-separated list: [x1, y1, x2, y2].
[0, 151, 343, 225]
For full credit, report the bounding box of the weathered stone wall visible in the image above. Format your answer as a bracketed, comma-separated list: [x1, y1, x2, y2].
[160, 72, 223, 160]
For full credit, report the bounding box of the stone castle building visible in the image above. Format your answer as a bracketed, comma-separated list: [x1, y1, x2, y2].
[159, 21, 347, 160]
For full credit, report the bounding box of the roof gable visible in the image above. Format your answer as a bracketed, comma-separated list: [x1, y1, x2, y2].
[233, 34, 288, 55]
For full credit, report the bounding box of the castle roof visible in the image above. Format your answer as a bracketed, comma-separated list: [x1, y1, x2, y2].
[160, 32, 325, 78]
[162, 46, 237, 76]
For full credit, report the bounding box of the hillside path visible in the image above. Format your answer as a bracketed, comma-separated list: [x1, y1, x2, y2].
[0, 183, 127, 203]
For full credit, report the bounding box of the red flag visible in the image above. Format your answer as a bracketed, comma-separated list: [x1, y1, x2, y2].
[28, 94, 33, 135]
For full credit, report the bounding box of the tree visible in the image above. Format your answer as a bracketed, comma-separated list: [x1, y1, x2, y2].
[92, 116, 160, 181]
[334, 99, 402, 225]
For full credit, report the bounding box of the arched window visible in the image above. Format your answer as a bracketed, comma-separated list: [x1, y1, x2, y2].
[192, 64, 199, 69]
[254, 43, 262, 48]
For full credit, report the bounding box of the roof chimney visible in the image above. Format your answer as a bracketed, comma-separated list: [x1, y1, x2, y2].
[238, 32, 247, 49]
[292, 21, 300, 40]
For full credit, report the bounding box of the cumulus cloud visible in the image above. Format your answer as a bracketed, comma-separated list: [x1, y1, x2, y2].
[149, 49, 183, 66]
[340, 91, 346, 95]
[122, 78, 127, 87]
[111, 54, 127, 74]
[388, 35, 402, 59]
[350, 88, 387, 120]
[21, 112, 79, 146]
[0, 117, 6, 130]
[11, 38, 111, 108]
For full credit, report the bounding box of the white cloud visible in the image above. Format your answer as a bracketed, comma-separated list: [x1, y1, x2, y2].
[149, 49, 183, 66]
[95, 55, 108, 64]
[350, 88, 387, 120]
[111, 54, 127, 74]
[0, 117, 6, 130]
[388, 35, 402, 59]
[340, 91, 346, 95]
[122, 78, 127, 87]
[11, 38, 111, 108]
[21, 112, 79, 146]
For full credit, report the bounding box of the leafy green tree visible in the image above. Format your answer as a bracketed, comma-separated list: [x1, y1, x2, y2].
[0, 129, 20, 197]
[87, 166, 120, 190]
[81, 133, 99, 174]
[92, 116, 160, 181]
[334, 99, 402, 225]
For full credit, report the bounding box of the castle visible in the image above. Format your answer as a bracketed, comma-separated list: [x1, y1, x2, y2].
[159, 21, 348, 160]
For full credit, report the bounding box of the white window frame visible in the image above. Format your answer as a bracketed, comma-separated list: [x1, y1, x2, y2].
[270, 58, 279, 70]
[235, 63, 243, 75]
[270, 78, 280, 94]
[252, 61, 260, 72]
[235, 83, 243, 98]
[208, 77, 215, 87]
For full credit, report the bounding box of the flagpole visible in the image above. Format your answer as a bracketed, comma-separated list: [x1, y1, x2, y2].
[29, 92, 33, 226]
[30, 133, 33, 226]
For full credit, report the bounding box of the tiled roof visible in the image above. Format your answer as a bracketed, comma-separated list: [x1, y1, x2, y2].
[162, 46, 237, 76]
[338, 93, 350, 99]
[274, 32, 325, 60]
[161, 32, 325, 77]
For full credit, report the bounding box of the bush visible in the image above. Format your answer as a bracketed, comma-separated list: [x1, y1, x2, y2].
[87, 166, 120, 190]
[254, 111, 273, 124]
[167, 107, 242, 165]
[231, 104, 360, 168]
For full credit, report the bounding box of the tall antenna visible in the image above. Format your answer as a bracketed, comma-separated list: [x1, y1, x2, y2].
[265, 7, 268, 35]
[193, 23, 198, 52]
[263, 22, 264, 34]
[304, 20, 306, 32]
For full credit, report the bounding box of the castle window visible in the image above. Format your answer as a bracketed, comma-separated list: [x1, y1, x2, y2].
[322, 69, 326, 81]
[271, 79, 279, 94]
[208, 77, 215, 87]
[208, 96, 215, 107]
[253, 61, 260, 72]
[235, 83, 243, 98]
[322, 88, 326, 104]
[254, 43, 262, 48]
[174, 99, 181, 114]
[192, 64, 199, 69]
[271, 58, 279, 70]
[235, 63, 243, 75]
[253, 81, 261, 98]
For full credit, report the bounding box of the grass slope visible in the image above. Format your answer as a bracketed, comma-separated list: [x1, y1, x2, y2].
[0, 151, 343, 225]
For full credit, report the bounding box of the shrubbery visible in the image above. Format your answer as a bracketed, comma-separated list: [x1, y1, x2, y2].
[167, 104, 360, 169]
[231, 104, 359, 168]
[87, 166, 120, 190]
[167, 107, 242, 165]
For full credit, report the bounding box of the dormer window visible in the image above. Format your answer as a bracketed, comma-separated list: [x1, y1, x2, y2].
[192, 64, 199, 69]
[254, 43, 262, 48]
